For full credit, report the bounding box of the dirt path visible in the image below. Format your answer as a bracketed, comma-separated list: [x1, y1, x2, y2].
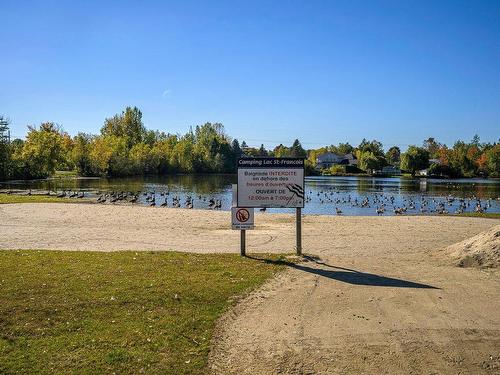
[210, 219, 500, 374]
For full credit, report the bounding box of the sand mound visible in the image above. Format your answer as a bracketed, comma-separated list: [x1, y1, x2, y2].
[445, 224, 500, 268]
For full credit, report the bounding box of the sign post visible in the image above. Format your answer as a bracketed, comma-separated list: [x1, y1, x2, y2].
[296, 207, 302, 256]
[240, 229, 246, 256]
[231, 202, 254, 256]
[236, 158, 305, 256]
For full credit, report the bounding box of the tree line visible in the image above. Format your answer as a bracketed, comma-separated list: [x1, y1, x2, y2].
[0, 107, 498, 180]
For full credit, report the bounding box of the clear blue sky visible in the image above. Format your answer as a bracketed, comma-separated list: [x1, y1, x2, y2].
[1, 0, 499, 150]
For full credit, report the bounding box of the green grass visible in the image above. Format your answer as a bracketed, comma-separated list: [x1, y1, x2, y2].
[458, 212, 500, 219]
[0, 194, 84, 204]
[0, 250, 289, 374]
[54, 170, 78, 177]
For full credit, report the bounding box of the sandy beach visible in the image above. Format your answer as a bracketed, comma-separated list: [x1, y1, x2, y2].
[1, 203, 499, 374]
[0, 203, 494, 254]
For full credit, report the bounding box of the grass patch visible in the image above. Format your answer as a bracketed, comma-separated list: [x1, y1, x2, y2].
[0, 250, 289, 374]
[54, 170, 78, 177]
[458, 212, 500, 219]
[0, 194, 84, 204]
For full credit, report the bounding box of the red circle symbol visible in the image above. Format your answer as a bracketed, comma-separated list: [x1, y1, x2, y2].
[236, 208, 250, 222]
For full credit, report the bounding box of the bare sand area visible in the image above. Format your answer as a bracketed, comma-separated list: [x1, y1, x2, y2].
[443, 224, 500, 268]
[0, 203, 495, 254]
[1, 203, 499, 374]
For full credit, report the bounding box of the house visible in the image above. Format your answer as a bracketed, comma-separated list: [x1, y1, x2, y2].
[316, 152, 344, 169]
[342, 152, 358, 166]
[316, 152, 358, 169]
[379, 165, 401, 175]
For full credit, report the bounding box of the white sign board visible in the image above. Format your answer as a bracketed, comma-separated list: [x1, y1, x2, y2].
[232, 207, 254, 230]
[237, 158, 305, 208]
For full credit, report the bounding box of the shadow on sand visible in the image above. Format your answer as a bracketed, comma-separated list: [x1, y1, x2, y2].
[246, 255, 439, 289]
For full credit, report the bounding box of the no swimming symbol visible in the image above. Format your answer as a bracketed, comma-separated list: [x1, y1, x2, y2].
[236, 208, 250, 223]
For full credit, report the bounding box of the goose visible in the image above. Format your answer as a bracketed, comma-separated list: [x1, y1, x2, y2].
[208, 198, 215, 209]
[149, 197, 156, 207]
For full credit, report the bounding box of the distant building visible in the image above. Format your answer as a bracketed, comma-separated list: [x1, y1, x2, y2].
[316, 152, 344, 169]
[379, 165, 401, 175]
[417, 169, 429, 176]
[342, 152, 358, 166]
[429, 158, 441, 165]
[316, 152, 358, 169]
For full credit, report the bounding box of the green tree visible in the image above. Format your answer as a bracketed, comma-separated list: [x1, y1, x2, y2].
[486, 144, 500, 177]
[273, 144, 290, 158]
[400, 146, 430, 175]
[358, 151, 384, 174]
[171, 137, 195, 173]
[71, 133, 94, 176]
[290, 139, 306, 158]
[22, 123, 66, 178]
[385, 146, 401, 165]
[0, 116, 10, 179]
[357, 138, 385, 157]
[423, 137, 441, 158]
[101, 106, 145, 148]
[330, 142, 353, 155]
[258, 144, 268, 156]
[449, 141, 475, 177]
[231, 139, 242, 156]
[129, 143, 152, 174]
[89, 135, 129, 176]
[192, 122, 230, 172]
[150, 135, 178, 174]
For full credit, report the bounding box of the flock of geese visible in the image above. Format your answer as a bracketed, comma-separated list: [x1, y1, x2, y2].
[2, 187, 499, 216]
[95, 190, 223, 210]
[305, 188, 497, 215]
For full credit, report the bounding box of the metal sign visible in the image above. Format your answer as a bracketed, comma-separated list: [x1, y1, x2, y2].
[237, 158, 305, 208]
[232, 207, 254, 230]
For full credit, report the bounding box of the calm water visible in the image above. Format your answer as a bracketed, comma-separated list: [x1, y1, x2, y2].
[1, 175, 499, 216]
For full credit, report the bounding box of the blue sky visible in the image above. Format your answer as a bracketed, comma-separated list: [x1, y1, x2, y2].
[1, 0, 499, 150]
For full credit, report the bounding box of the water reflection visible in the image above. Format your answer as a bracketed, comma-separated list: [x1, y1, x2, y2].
[1, 175, 499, 216]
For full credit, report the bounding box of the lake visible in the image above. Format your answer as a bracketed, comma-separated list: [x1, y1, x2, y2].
[1, 175, 499, 216]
